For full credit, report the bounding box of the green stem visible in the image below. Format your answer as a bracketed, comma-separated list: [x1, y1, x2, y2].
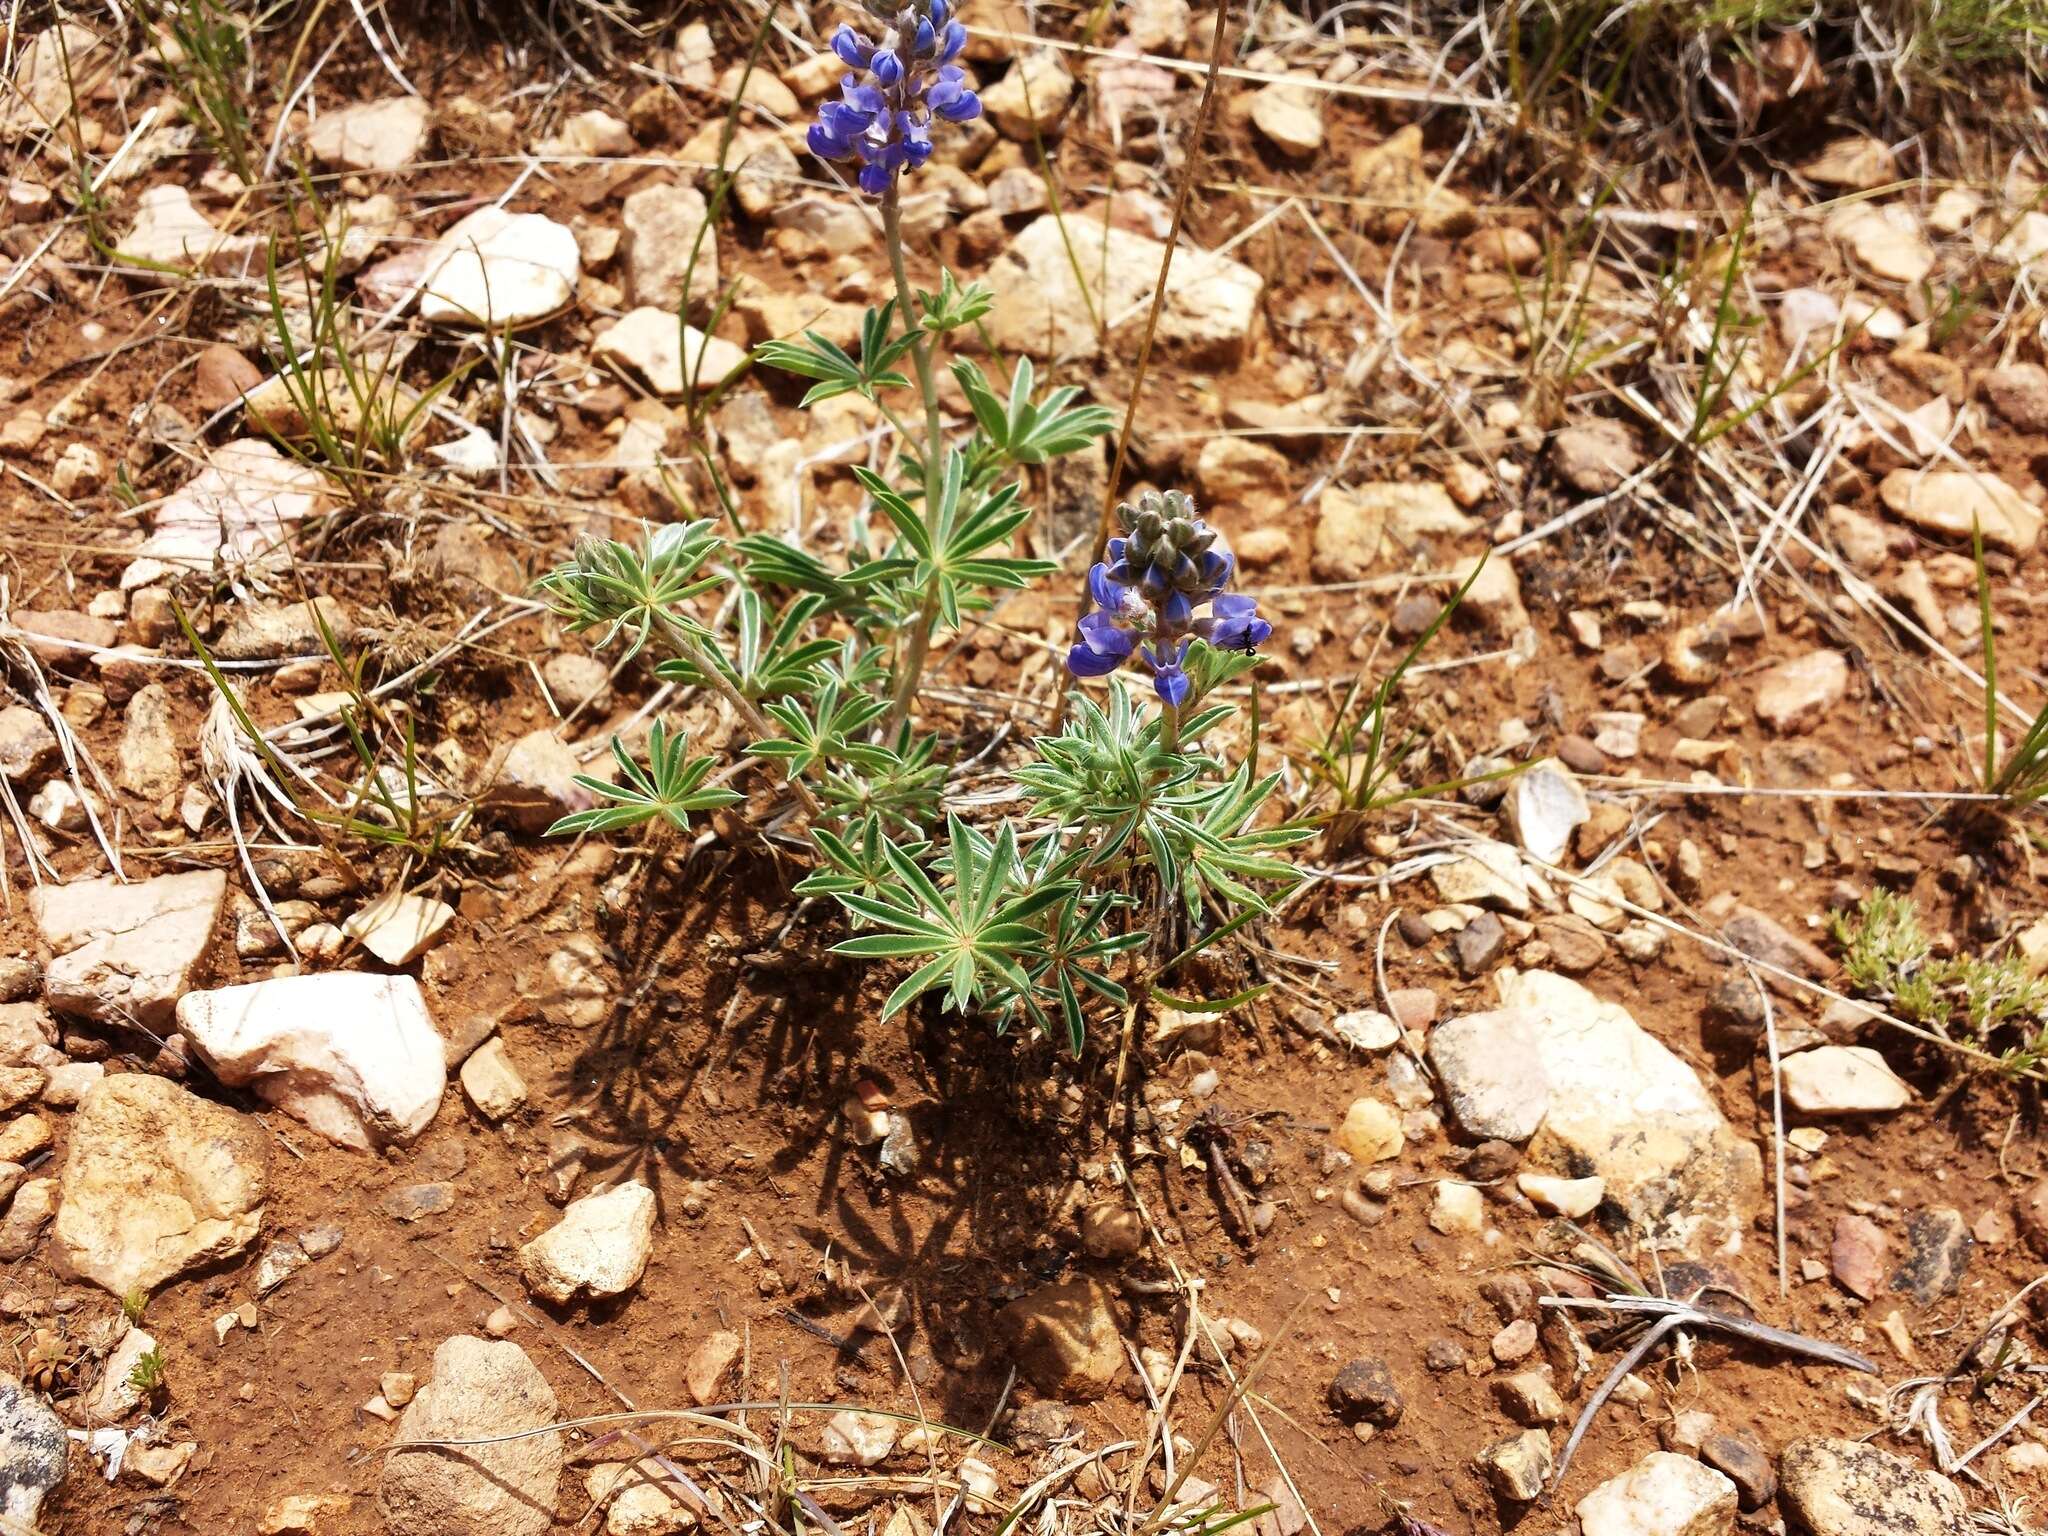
[653, 614, 826, 824]
[880, 182, 945, 737]
[1161, 701, 1181, 755]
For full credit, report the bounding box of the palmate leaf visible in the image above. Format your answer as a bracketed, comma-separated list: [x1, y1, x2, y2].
[752, 300, 916, 406]
[916, 268, 995, 333]
[545, 720, 741, 837]
[951, 356, 1115, 468]
[535, 520, 725, 660]
[852, 450, 1056, 638]
[657, 586, 838, 701]
[827, 815, 1077, 1021]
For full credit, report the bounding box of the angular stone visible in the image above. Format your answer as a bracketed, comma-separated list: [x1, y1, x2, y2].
[982, 51, 1075, 140]
[0, 1372, 66, 1525]
[343, 891, 455, 966]
[0, 707, 56, 784]
[1504, 970, 1760, 1238]
[1477, 1429, 1552, 1503]
[1430, 1010, 1549, 1143]
[1347, 126, 1475, 238]
[1248, 79, 1322, 159]
[1309, 485, 1387, 580]
[1553, 420, 1643, 495]
[1891, 1207, 1971, 1305]
[1878, 469, 2041, 555]
[984, 213, 1261, 365]
[1505, 762, 1590, 865]
[998, 1277, 1124, 1400]
[379, 1336, 562, 1536]
[685, 1331, 741, 1406]
[1578, 1452, 1736, 1536]
[586, 1459, 695, 1533]
[53, 1074, 267, 1296]
[1428, 838, 1529, 913]
[1778, 1438, 1967, 1536]
[31, 869, 225, 1027]
[1755, 650, 1848, 735]
[621, 183, 717, 311]
[1830, 1214, 1888, 1300]
[518, 1181, 656, 1304]
[176, 973, 447, 1149]
[118, 184, 255, 272]
[126, 439, 327, 586]
[1518, 1172, 1604, 1218]
[1781, 1046, 1909, 1116]
[594, 306, 747, 397]
[1328, 1357, 1403, 1426]
[487, 729, 599, 833]
[419, 206, 579, 329]
[1830, 205, 1934, 284]
[305, 96, 429, 172]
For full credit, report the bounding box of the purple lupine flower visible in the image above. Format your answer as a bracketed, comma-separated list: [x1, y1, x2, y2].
[807, 0, 981, 195]
[1064, 490, 1270, 708]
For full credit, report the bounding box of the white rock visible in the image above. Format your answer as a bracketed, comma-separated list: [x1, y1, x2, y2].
[1505, 762, 1589, 865]
[460, 1037, 529, 1121]
[176, 973, 447, 1149]
[1878, 468, 2041, 555]
[305, 97, 429, 172]
[1755, 649, 1848, 736]
[30, 869, 225, 1027]
[54, 1075, 267, 1296]
[0, 1370, 66, 1526]
[1331, 1009, 1399, 1051]
[1501, 970, 1760, 1238]
[1430, 1010, 1550, 1142]
[1781, 1045, 1910, 1116]
[1430, 1180, 1484, 1235]
[519, 1181, 656, 1304]
[1517, 1172, 1604, 1217]
[621, 183, 717, 311]
[1993, 211, 2048, 273]
[125, 439, 328, 587]
[1801, 137, 1893, 190]
[342, 891, 455, 966]
[982, 51, 1075, 140]
[1578, 1452, 1737, 1536]
[984, 213, 1261, 365]
[418, 207, 579, 329]
[594, 307, 748, 397]
[585, 1460, 696, 1534]
[535, 109, 633, 160]
[86, 1327, 159, 1419]
[1829, 205, 1935, 284]
[820, 1408, 897, 1466]
[118, 184, 254, 272]
[1778, 287, 1842, 352]
[1428, 838, 1530, 914]
[380, 1337, 561, 1536]
[1248, 79, 1323, 159]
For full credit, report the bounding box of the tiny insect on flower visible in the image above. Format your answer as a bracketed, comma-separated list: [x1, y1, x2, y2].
[808, 0, 982, 195]
[1064, 490, 1271, 705]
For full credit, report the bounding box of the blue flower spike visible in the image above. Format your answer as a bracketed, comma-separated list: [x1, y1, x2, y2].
[1064, 489, 1271, 708]
[807, 0, 983, 195]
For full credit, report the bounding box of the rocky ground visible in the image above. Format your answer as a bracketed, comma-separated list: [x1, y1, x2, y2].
[2, 5, 2048, 1536]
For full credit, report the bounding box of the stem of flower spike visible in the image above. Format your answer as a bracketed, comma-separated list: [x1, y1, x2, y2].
[1160, 701, 1181, 754]
[879, 182, 945, 738]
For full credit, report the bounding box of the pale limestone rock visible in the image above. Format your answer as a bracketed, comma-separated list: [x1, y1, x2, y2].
[594, 307, 748, 397]
[305, 97, 430, 172]
[53, 1074, 267, 1296]
[519, 1181, 656, 1304]
[176, 973, 447, 1148]
[419, 207, 579, 328]
[31, 869, 224, 1027]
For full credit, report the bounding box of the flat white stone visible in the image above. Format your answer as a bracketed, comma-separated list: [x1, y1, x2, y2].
[419, 207, 579, 328]
[176, 972, 446, 1148]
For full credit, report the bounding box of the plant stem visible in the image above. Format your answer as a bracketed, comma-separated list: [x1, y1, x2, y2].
[880, 182, 945, 737]
[1161, 701, 1181, 754]
[654, 614, 826, 824]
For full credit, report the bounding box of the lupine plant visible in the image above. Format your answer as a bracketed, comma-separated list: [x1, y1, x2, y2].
[538, 1, 1307, 1051]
